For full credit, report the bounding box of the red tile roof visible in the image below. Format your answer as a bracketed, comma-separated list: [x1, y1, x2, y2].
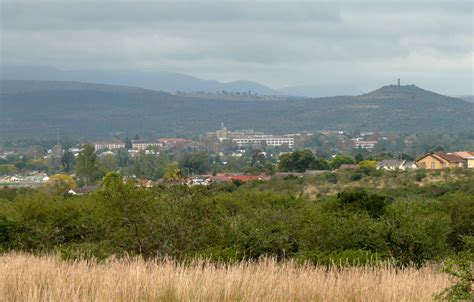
[433, 152, 463, 163]
[453, 151, 474, 159]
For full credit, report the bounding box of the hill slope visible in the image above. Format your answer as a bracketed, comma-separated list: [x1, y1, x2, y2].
[1, 80, 473, 140]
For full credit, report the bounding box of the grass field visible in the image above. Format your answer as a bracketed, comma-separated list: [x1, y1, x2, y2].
[0, 253, 452, 301]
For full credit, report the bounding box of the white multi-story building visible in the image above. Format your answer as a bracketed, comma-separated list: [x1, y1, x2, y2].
[232, 136, 294, 148]
[350, 140, 377, 149]
[93, 141, 125, 151]
[132, 140, 163, 150]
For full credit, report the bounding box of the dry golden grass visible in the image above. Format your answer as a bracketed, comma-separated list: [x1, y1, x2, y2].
[0, 253, 451, 302]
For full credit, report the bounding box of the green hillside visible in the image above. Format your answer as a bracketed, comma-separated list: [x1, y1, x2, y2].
[1, 80, 473, 140]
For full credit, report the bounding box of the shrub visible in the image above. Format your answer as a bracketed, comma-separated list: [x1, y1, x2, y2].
[336, 188, 393, 218]
[415, 170, 427, 181]
[350, 173, 363, 181]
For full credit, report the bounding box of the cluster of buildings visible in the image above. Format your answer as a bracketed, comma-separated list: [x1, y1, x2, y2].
[375, 151, 474, 171]
[0, 172, 49, 186]
[343, 132, 390, 150]
[205, 124, 312, 149]
[91, 138, 197, 157]
[187, 173, 270, 186]
[416, 151, 474, 169]
[92, 140, 160, 151]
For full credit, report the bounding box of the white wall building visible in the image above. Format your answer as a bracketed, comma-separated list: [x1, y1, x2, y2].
[132, 140, 163, 150]
[232, 136, 294, 148]
[93, 141, 125, 151]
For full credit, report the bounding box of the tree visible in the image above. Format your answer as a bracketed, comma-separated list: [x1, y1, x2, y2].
[124, 137, 133, 150]
[61, 150, 75, 173]
[42, 174, 76, 195]
[0, 164, 17, 175]
[311, 158, 330, 170]
[178, 152, 210, 175]
[164, 164, 184, 182]
[354, 153, 364, 163]
[100, 154, 118, 173]
[358, 160, 376, 169]
[27, 159, 49, 172]
[278, 150, 328, 172]
[133, 151, 168, 180]
[76, 144, 98, 186]
[49, 144, 63, 170]
[249, 150, 266, 170]
[330, 154, 355, 169]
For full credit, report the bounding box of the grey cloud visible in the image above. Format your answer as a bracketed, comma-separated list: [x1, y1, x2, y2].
[2, 1, 340, 30]
[1, 0, 472, 95]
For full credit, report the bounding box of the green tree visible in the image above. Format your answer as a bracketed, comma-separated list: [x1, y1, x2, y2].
[100, 154, 118, 173]
[61, 150, 75, 173]
[0, 164, 18, 175]
[27, 159, 49, 172]
[330, 154, 355, 169]
[133, 152, 168, 180]
[163, 164, 184, 182]
[278, 150, 321, 172]
[76, 145, 98, 186]
[117, 149, 130, 168]
[124, 137, 132, 150]
[42, 174, 77, 195]
[178, 152, 211, 175]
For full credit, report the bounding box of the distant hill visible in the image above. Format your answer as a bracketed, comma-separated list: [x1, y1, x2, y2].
[1, 80, 473, 140]
[278, 84, 364, 97]
[457, 95, 474, 103]
[1, 64, 277, 95]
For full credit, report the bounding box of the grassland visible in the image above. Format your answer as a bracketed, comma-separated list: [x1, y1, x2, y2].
[0, 253, 452, 302]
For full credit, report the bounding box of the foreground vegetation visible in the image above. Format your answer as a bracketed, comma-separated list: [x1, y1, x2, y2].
[1, 170, 473, 266]
[0, 169, 473, 300]
[0, 253, 453, 302]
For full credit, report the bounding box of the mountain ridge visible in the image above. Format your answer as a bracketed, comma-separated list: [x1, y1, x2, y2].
[1, 80, 472, 140]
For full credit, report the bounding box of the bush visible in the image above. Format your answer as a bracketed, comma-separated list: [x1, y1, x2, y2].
[350, 173, 363, 181]
[415, 170, 427, 181]
[336, 188, 393, 218]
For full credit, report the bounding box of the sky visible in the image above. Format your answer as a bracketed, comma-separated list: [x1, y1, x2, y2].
[1, 0, 473, 95]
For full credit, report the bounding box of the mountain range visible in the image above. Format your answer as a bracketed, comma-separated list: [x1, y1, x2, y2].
[1, 65, 363, 98]
[1, 80, 473, 141]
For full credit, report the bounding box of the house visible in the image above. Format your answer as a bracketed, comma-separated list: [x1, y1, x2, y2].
[416, 152, 464, 169]
[453, 152, 474, 169]
[187, 177, 213, 186]
[467, 156, 474, 169]
[67, 186, 98, 196]
[376, 160, 417, 171]
[452, 152, 474, 160]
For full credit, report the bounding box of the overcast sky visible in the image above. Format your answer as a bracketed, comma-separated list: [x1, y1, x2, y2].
[1, 0, 473, 95]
